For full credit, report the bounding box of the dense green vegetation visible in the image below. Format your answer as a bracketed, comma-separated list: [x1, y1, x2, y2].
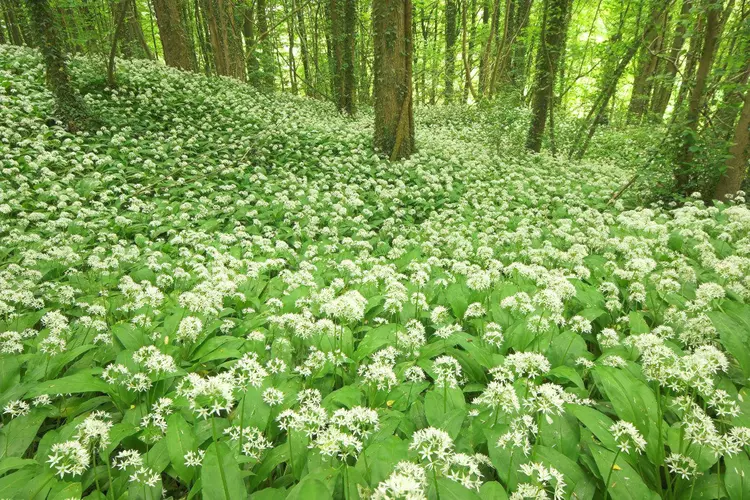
[1, 43, 750, 499]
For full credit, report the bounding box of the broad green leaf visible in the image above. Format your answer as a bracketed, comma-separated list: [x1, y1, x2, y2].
[166, 413, 197, 484]
[725, 452, 750, 500]
[25, 371, 110, 398]
[589, 443, 659, 500]
[201, 442, 246, 500]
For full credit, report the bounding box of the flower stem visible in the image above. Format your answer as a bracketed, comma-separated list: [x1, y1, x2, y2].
[604, 449, 621, 499]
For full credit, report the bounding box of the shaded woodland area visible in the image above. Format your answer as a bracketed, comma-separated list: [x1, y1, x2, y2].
[3, 0, 749, 199]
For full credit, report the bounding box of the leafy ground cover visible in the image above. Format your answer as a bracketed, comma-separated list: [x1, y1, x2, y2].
[1, 44, 750, 500]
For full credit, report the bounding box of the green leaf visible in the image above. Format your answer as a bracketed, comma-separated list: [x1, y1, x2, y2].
[433, 477, 482, 499]
[25, 371, 110, 397]
[166, 413, 197, 484]
[0, 457, 37, 475]
[710, 311, 750, 379]
[589, 443, 659, 500]
[478, 481, 508, 500]
[0, 468, 39, 498]
[725, 452, 750, 500]
[201, 442, 246, 500]
[354, 324, 399, 361]
[0, 408, 48, 458]
[285, 477, 332, 500]
[567, 404, 618, 451]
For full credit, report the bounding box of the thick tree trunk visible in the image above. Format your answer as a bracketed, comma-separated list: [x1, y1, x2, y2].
[153, 0, 196, 71]
[444, 0, 458, 102]
[525, 0, 571, 152]
[714, 81, 750, 200]
[675, 0, 723, 191]
[650, 0, 692, 120]
[26, 0, 90, 131]
[202, 0, 245, 81]
[330, 0, 356, 114]
[373, 0, 414, 160]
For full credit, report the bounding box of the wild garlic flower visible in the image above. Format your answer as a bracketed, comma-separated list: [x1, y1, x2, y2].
[505, 352, 551, 379]
[320, 290, 367, 323]
[262, 387, 285, 406]
[610, 421, 646, 454]
[482, 322, 504, 347]
[112, 449, 143, 470]
[133, 345, 177, 374]
[232, 352, 268, 389]
[397, 320, 426, 356]
[184, 450, 205, 467]
[665, 453, 700, 479]
[224, 426, 271, 459]
[3, 399, 30, 418]
[75, 411, 112, 449]
[177, 372, 236, 419]
[473, 381, 520, 415]
[432, 355, 464, 388]
[409, 427, 454, 470]
[372, 461, 427, 500]
[175, 316, 202, 343]
[515, 462, 566, 500]
[497, 415, 538, 456]
[444, 453, 486, 491]
[47, 440, 90, 478]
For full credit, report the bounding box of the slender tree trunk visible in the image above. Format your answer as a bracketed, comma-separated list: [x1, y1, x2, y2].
[4, 0, 27, 45]
[256, 0, 274, 90]
[675, 0, 723, 191]
[525, 0, 571, 152]
[153, 0, 196, 71]
[330, 0, 357, 113]
[650, 0, 692, 120]
[510, 0, 532, 87]
[627, 0, 664, 122]
[445, 0, 458, 102]
[26, 0, 90, 131]
[478, 0, 490, 94]
[296, 0, 313, 96]
[373, 0, 414, 160]
[244, 2, 260, 85]
[480, 0, 500, 95]
[714, 78, 750, 200]
[286, 0, 298, 94]
[489, 0, 515, 93]
[202, 0, 244, 80]
[120, 0, 153, 59]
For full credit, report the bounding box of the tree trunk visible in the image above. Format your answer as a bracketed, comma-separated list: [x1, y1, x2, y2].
[480, 0, 500, 96]
[153, 0, 196, 71]
[445, 0, 458, 102]
[525, 0, 571, 152]
[489, 0, 515, 92]
[330, 0, 357, 114]
[25, 0, 90, 131]
[256, 0, 275, 90]
[714, 78, 750, 200]
[243, 2, 260, 85]
[120, 0, 153, 59]
[627, 0, 664, 122]
[4, 0, 27, 45]
[296, 1, 314, 96]
[202, 0, 245, 81]
[510, 0, 532, 87]
[478, 0, 490, 94]
[373, 0, 414, 160]
[650, 0, 692, 120]
[675, 0, 723, 191]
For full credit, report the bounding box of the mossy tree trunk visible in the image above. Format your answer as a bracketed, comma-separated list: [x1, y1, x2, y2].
[373, 0, 414, 160]
[26, 0, 90, 131]
[525, 0, 571, 152]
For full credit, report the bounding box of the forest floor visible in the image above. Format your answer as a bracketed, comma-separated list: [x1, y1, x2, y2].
[1, 44, 750, 499]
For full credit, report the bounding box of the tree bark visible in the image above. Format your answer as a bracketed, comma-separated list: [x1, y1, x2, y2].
[26, 0, 90, 131]
[256, 0, 275, 90]
[627, 0, 664, 122]
[373, 0, 414, 160]
[714, 77, 750, 200]
[525, 0, 571, 152]
[153, 0, 196, 71]
[296, 0, 314, 96]
[120, 0, 153, 59]
[3, 0, 27, 46]
[650, 0, 692, 120]
[675, 0, 723, 191]
[202, 0, 245, 81]
[330, 0, 357, 113]
[480, 0, 500, 96]
[445, 0, 458, 102]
